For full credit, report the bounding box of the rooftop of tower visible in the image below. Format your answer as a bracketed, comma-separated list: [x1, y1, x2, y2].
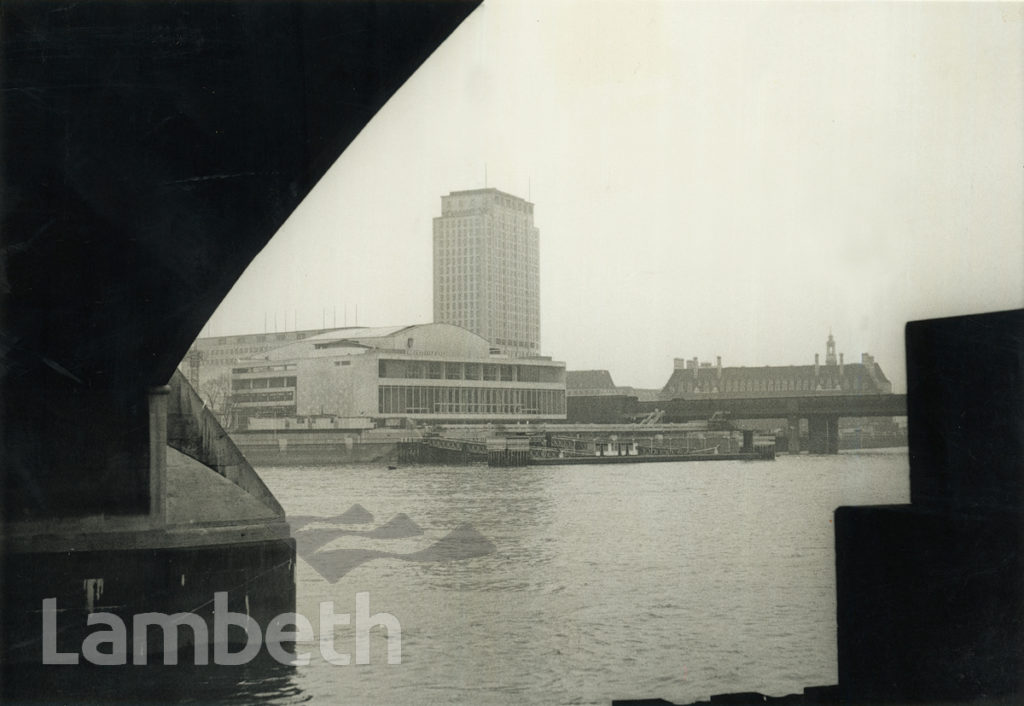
[439, 187, 535, 217]
[444, 187, 533, 204]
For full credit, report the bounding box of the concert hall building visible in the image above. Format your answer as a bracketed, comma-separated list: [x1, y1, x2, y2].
[229, 323, 566, 428]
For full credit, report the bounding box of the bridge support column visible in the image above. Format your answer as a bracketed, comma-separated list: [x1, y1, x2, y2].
[148, 385, 170, 524]
[808, 414, 840, 454]
[787, 417, 802, 454]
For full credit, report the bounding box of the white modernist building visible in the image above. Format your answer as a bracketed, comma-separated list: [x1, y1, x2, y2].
[229, 323, 566, 428]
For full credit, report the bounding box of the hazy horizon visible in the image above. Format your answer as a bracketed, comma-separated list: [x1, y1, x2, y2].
[203, 1, 1024, 393]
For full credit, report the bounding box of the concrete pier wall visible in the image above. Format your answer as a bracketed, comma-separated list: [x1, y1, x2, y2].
[835, 309, 1024, 703]
[167, 371, 283, 514]
[2, 537, 296, 665]
[836, 505, 1022, 702]
[2, 375, 295, 665]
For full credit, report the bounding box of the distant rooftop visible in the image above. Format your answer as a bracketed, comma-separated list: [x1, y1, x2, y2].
[567, 370, 617, 390]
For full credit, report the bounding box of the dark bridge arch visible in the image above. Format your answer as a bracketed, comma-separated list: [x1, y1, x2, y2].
[1, 0, 481, 518]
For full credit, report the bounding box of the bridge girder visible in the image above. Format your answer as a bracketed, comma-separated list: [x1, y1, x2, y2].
[645, 394, 907, 423]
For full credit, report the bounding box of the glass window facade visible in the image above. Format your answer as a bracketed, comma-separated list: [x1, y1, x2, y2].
[378, 385, 565, 416]
[378, 359, 561, 384]
[232, 390, 295, 404]
[232, 376, 296, 391]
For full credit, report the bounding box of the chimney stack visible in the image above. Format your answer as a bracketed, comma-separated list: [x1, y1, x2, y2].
[839, 352, 844, 377]
[815, 353, 820, 377]
[716, 356, 722, 379]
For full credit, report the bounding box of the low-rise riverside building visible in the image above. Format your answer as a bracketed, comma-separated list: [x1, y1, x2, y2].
[229, 323, 566, 428]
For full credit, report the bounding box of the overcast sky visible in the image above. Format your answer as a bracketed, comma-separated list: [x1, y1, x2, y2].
[206, 0, 1024, 392]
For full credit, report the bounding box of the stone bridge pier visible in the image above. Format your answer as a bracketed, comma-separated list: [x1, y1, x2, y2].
[786, 414, 840, 454]
[807, 414, 840, 454]
[787, 416, 802, 453]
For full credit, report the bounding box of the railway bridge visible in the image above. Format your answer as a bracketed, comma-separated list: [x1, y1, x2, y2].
[638, 394, 907, 454]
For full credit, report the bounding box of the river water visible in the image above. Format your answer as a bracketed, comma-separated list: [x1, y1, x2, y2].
[251, 448, 909, 706]
[7, 449, 908, 706]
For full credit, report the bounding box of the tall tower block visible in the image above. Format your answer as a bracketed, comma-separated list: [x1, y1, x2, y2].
[433, 188, 540, 357]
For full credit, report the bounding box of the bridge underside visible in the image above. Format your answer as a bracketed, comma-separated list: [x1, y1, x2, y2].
[1, 0, 481, 520]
